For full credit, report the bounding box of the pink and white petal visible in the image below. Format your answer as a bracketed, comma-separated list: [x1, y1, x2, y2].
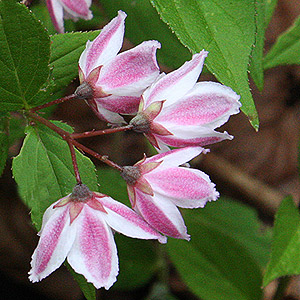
[97, 41, 161, 96]
[47, 0, 64, 33]
[79, 11, 126, 77]
[67, 206, 118, 290]
[155, 125, 233, 147]
[60, 0, 92, 19]
[145, 167, 219, 208]
[143, 147, 204, 169]
[143, 51, 208, 108]
[97, 196, 167, 243]
[94, 94, 140, 115]
[156, 81, 241, 128]
[88, 100, 126, 124]
[29, 205, 75, 282]
[134, 190, 190, 240]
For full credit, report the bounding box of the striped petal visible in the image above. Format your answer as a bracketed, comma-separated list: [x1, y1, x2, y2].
[29, 204, 75, 282]
[134, 190, 190, 240]
[79, 11, 126, 77]
[97, 41, 161, 97]
[143, 51, 207, 108]
[97, 195, 167, 244]
[47, 0, 64, 33]
[67, 205, 118, 290]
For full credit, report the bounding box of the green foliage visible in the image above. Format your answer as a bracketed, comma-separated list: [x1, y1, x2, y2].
[263, 196, 300, 287]
[12, 121, 98, 229]
[166, 198, 271, 300]
[151, 0, 259, 128]
[50, 31, 100, 94]
[264, 15, 300, 69]
[99, 0, 191, 69]
[0, 1, 50, 111]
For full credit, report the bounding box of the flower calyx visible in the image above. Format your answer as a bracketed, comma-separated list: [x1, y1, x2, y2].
[121, 166, 141, 186]
[74, 82, 94, 100]
[70, 183, 93, 202]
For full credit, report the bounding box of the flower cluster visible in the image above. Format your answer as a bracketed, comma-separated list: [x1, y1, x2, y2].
[30, 11, 241, 289]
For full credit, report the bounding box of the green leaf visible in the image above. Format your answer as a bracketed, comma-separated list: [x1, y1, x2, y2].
[151, 0, 259, 128]
[97, 167, 129, 205]
[12, 121, 98, 229]
[99, 0, 191, 69]
[166, 198, 269, 300]
[263, 196, 300, 287]
[264, 15, 300, 69]
[49, 31, 100, 94]
[0, 116, 9, 176]
[0, 1, 50, 111]
[249, 0, 265, 91]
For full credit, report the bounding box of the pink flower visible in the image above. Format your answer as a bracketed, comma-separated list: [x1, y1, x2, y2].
[75, 11, 161, 125]
[121, 147, 219, 240]
[46, 0, 93, 33]
[29, 184, 166, 289]
[130, 51, 241, 151]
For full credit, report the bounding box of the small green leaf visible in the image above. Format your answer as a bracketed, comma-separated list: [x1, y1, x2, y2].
[166, 198, 268, 300]
[151, 0, 259, 128]
[263, 196, 300, 287]
[264, 15, 300, 69]
[50, 31, 100, 94]
[12, 121, 98, 229]
[0, 1, 50, 111]
[264, 0, 278, 28]
[99, 0, 191, 69]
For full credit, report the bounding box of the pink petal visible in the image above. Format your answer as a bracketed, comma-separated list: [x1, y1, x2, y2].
[156, 81, 241, 128]
[79, 11, 126, 77]
[144, 146, 204, 169]
[145, 167, 219, 208]
[47, 0, 64, 33]
[134, 190, 190, 240]
[87, 99, 126, 124]
[143, 51, 208, 108]
[154, 126, 233, 148]
[67, 206, 118, 290]
[60, 0, 92, 19]
[96, 40, 161, 96]
[94, 94, 141, 115]
[97, 195, 167, 244]
[29, 204, 75, 282]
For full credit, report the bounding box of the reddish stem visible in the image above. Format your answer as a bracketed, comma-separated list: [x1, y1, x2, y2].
[30, 94, 78, 112]
[67, 140, 82, 184]
[27, 111, 123, 173]
[71, 125, 133, 139]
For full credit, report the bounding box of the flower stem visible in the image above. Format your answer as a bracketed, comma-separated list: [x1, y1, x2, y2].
[27, 111, 123, 173]
[71, 125, 133, 139]
[30, 94, 78, 112]
[66, 140, 82, 184]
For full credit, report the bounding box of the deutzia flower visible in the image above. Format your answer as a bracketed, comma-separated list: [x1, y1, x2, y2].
[75, 10, 161, 125]
[46, 0, 93, 33]
[29, 184, 166, 289]
[130, 51, 241, 152]
[121, 147, 219, 240]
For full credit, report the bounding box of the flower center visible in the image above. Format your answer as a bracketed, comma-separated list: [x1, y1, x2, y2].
[129, 113, 151, 133]
[70, 184, 93, 202]
[121, 166, 141, 185]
